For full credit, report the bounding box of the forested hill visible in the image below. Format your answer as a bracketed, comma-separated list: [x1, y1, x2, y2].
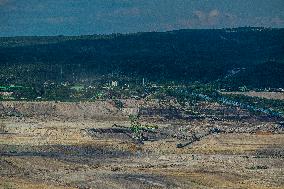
[0, 27, 284, 88]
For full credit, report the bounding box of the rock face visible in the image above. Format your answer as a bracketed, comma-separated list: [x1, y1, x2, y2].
[0, 101, 124, 120]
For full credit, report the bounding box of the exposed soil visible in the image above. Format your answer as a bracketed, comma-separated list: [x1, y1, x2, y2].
[1, 100, 283, 189]
[222, 92, 284, 100]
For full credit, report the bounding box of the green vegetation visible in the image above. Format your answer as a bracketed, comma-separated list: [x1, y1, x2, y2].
[219, 94, 284, 116]
[0, 28, 283, 119]
[129, 115, 158, 141]
[0, 28, 283, 89]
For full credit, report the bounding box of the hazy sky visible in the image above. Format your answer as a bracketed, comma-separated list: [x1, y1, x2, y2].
[0, 0, 283, 36]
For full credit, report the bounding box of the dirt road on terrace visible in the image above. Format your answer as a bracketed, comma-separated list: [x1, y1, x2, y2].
[221, 91, 284, 100]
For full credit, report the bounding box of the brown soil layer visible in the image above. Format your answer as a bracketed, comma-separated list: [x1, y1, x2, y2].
[222, 92, 284, 100]
[1, 100, 283, 189]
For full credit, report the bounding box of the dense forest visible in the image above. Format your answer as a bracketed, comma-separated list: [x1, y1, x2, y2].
[0, 27, 283, 88]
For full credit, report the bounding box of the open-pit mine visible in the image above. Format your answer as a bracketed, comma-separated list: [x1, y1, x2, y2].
[1, 99, 283, 189]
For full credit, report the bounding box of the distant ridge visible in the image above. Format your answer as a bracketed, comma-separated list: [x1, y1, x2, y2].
[0, 28, 283, 88]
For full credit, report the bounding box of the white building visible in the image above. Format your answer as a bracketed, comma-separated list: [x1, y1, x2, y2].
[111, 81, 118, 87]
